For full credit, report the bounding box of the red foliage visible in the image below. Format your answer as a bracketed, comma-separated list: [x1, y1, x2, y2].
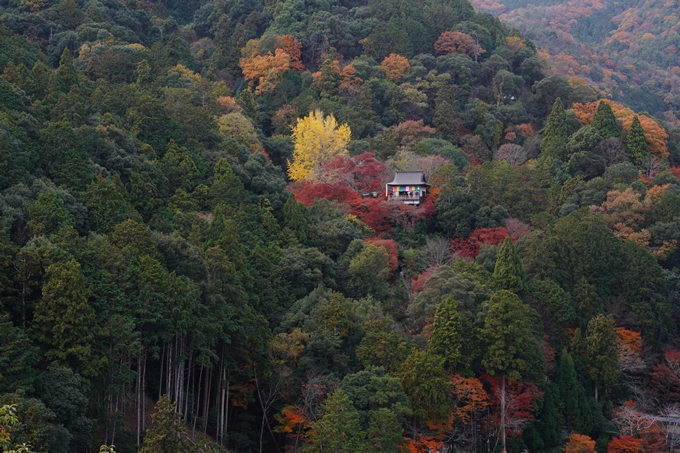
[480, 374, 542, 437]
[450, 227, 514, 259]
[385, 202, 435, 232]
[348, 198, 392, 234]
[404, 436, 445, 453]
[607, 436, 644, 453]
[288, 182, 360, 206]
[411, 266, 437, 293]
[366, 238, 398, 273]
[651, 363, 680, 402]
[669, 167, 680, 180]
[321, 152, 388, 193]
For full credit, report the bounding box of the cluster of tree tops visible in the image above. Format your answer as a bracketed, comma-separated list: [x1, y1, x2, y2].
[0, 0, 680, 451]
[470, 0, 680, 125]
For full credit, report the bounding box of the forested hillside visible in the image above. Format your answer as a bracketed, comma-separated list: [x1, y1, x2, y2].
[0, 0, 679, 452]
[470, 0, 680, 128]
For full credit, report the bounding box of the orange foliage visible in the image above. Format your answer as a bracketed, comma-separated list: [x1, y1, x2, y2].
[240, 48, 291, 94]
[216, 96, 243, 114]
[380, 54, 411, 82]
[276, 34, 304, 71]
[449, 374, 488, 425]
[339, 65, 362, 93]
[607, 436, 644, 453]
[515, 123, 535, 138]
[404, 436, 445, 453]
[572, 99, 668, 158]
[434, 31, 485, 59]
[564, 433, 597, 453]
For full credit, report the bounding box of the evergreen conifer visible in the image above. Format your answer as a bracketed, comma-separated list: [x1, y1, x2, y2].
[590, 101, 621, 139]
[540, 97, 570, 159]
[493, 236, 528, 293]
[554, 349, 592, 434]
[625, 115, 649, 165]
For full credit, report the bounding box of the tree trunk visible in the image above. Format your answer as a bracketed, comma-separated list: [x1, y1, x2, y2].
[193, 366, 203, 438]
[501, 375, 506, 453]
[595, 382, 599, 401]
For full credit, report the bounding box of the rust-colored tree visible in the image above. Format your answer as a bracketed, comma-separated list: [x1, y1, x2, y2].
[240, 48, 291, 94]
[434, 31, 485, 61]
[380, 54, 410, 82]
[277, 34, 304, 71]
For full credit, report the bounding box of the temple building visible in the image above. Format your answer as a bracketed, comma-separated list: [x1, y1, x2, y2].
[385, 171, 430, 205]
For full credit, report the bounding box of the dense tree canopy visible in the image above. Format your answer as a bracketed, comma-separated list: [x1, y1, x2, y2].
[0, 0, 678, 452]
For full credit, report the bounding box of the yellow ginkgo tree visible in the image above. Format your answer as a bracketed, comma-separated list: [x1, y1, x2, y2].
[287, 110, 351, 182]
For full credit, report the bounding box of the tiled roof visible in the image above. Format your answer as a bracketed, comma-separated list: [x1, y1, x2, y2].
[386, 171, 429, 186]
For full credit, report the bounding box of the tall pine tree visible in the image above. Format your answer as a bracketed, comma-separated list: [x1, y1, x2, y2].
[625, 115, 649, 165]
[590, 101, 621, 139]
[32, 259, 99, 378]
[554, 349, 592, 433]
[586, 314, 619, 401]
[540, 97, 570, 159]
[428, 296, 463, 372]
[482, 290, 544, 453]
[493, 236, 528, 294]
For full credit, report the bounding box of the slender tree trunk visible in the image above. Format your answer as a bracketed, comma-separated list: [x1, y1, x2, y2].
[142, 349, 147, 433]
[203, 366, 212, 433]
[595, 382, 599, 401]
[501, 376, 506, 453]
[159, 343, 165, 399]
[136, 352, 142, 448]
[193, 366, 203, 438]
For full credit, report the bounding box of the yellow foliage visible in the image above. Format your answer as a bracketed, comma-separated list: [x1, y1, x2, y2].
[287, 110, 351, 182]
[505, 36, 526, 51]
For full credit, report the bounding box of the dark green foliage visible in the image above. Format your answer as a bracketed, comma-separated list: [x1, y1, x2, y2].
[356, 317, 412, 373]
[367, 408, 406, 453]
[586, 314, 618, 400]
[591, 101, 621, 139]
[41, 366, 94, 452]
[428, 296, 463, 371]
[340, 366, 411, 428]
[0, 1, 677, 451]
[482, 290, 545, 382]
[554, 350, 592, 433]
[493, 236, 528, 293]
[306, 390, 367, 453]
[618, 240, 675, 341]
[38, 121, 93, 192]
[399, 350, 451, 425]
[436, 185, 480, 237]
[528, 278, 575, 326]
[523, 388, 559, 452]
[625, 115, 649, 165]
[283, 193, 311, 245]
[540, 97, 570, 159]
[81, 175, 140, 233]
[0, 317, 39, 394]
[32, 259, 100, 378]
